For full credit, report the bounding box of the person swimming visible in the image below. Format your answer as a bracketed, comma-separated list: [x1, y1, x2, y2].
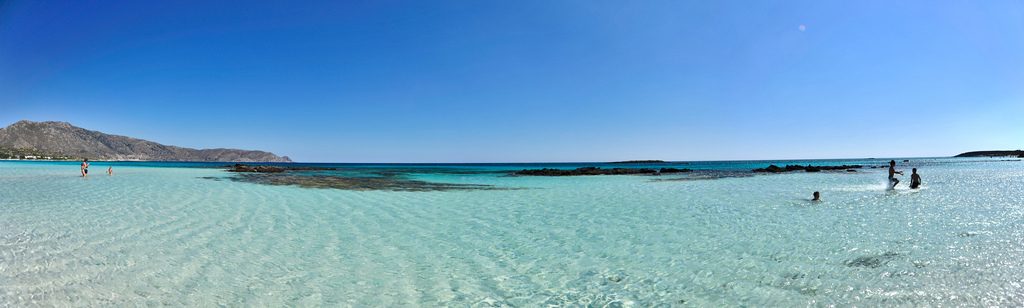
[812, 191, 821, 201]
[910, 168, 921, 189]
[81, 159, 89, 177]
[107, 166, 113, 176]
[888, 160, 903, 189]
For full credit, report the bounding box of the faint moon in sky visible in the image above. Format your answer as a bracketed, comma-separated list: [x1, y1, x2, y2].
[798, 24, 807, 32]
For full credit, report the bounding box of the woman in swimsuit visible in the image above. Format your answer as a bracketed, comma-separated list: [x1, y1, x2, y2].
[81, 159, 89, 177]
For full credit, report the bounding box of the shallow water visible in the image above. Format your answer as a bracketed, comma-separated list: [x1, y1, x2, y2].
[1, 158, 1022, 306]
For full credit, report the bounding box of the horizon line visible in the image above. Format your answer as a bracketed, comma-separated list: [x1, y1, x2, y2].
[8, 155, 997, 165]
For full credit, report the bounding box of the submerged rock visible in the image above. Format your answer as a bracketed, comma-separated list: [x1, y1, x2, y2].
[225, 164, 336, 173]
[226, 173, 509, 192]
[650, 171, 754, 182]
[659, 167, 693, 173]
[227, 164, 285, 173]
[958, 231, 980, 237]
[844, 252, 899, 268]
[218, 164, 517, 191]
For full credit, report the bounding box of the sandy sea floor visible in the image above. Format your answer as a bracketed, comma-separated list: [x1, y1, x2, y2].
[1, 158, 1023, 306]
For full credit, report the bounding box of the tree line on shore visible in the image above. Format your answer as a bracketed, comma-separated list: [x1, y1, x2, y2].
[0, 147, 77, 160]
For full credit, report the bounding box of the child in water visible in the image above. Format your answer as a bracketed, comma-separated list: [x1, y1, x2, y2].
[910, 168, 921, 189]
[888, 160, 903, 188]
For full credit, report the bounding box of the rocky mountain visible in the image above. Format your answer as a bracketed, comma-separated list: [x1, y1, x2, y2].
[0, 120, 291, 162]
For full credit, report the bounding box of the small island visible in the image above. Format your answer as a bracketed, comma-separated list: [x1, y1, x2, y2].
[955, 150, 1024, 158]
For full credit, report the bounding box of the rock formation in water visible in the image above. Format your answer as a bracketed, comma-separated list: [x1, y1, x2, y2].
[608, 160, 668, 164]
[514, 167, 692, 176]
[752, 164, 863, 173]
[0, 120, 291, 162]
[226, 164, 287, 173]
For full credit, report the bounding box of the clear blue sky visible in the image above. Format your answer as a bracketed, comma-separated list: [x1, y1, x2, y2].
[1, 1, 1021, 162]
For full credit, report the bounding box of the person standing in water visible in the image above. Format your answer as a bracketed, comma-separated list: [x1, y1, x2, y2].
[910, 168, 922, 189]
[107, 166, 113, 176]
[80, 159, 89, 177]
[888, 160, 903, 188]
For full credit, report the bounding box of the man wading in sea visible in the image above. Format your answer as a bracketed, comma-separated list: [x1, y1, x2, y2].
[80, 158, 89, 177]
[888, 160, 903, 188]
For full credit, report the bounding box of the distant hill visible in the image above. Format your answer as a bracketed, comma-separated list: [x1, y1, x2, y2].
[954, 150, 1024, 158]
[0, 120, 291, 162]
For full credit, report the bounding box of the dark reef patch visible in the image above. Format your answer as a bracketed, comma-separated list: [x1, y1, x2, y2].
[214, 164, 517, 191]
[366, 168, 507, 177]
[226, 164, 336, 173]
[650, 171, 754, 182]
[225, 173, 511, 192]
[844, 252, 900, 268]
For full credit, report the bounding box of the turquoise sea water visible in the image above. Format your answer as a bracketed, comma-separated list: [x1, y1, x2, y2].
[2, 158, 1023, 306]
